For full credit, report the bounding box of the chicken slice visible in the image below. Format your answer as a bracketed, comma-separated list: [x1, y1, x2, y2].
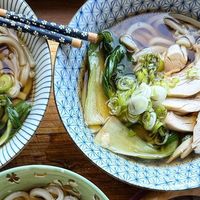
[168, 78, 200, 97]
[164, 112, 196, 132]
[162, 98, 200, 113]
[164, 44, 187, 75]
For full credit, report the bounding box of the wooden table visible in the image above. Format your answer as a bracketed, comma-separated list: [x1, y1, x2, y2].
[2, 1, 200, 199]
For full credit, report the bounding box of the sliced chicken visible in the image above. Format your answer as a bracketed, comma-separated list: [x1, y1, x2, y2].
[164, 44, 187, 75]
[162, 98, 200, 113]
[192, 112, 200, 153]
[168, 78, 200, 97]
[164, 112, 196, 132]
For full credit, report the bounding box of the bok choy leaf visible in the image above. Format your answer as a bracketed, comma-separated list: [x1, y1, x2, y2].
[95, 116, 179, 159]
[84, 43, 109, 126]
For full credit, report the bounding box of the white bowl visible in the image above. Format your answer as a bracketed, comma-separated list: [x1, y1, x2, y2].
[0, 0, 51, 168]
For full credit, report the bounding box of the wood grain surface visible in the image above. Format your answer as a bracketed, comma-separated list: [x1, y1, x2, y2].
[1, 1, 200, 200]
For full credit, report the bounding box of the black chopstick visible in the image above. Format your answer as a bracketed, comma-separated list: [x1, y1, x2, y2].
[0, 8, 98, 43]
[0, 16, 82, 48]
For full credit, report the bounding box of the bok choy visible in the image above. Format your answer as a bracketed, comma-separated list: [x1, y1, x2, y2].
[95, 117, 179, 159]
[84, 43, 109, 126]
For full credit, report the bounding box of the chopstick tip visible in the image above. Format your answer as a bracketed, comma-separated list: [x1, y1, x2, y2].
[88, 32, 99, 43]
[0, 8, 7, 16]
[71, 38, 82, 48]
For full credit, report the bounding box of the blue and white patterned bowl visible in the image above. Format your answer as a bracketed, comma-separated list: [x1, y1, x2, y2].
[54, 0, 200, 190]
[0, 0, 51, 168]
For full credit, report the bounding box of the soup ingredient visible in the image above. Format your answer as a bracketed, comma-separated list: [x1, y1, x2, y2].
[0, 27, 35, 146]
[164, 44, 187, 74]
[0, 96, 31, 145]
[4, 182, 80, 200]
[30, 188, 54, 200]
[95, 116, 179, 159]
[192, 112, 200, 153]
[0, 120, 12, 146]
[4, 191, 29, 200]
[176, 34, 195, 48]
[168, 77, 200, 97]
[84, 43, 109, 126]
[164, 112, 196, 132]
[0, 74, 13, 93]
[102, 45, 126, 97]
[0, 35, 26, 66]
[119, 34, 138, 52]
[167, 135, 193, 163]
[164, 17, 188, 35]
[133, 46, 167, 60]
[162, 98, 200, 113]
[128, 95, 149, 115]
[83, 12, 200, 162]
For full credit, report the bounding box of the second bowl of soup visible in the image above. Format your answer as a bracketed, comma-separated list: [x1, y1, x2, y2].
[54, 0, 200, 190]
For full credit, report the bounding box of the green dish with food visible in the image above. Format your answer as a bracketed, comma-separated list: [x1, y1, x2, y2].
[0, 165, 109, 200]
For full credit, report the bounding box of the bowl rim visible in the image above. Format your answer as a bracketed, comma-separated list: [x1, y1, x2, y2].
[0, 164, 109, 200]
[0, 0, 52, 169]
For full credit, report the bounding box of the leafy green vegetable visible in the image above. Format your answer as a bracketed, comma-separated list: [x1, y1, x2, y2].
[0, 120, 12, 146]
[99, 30, 119, 56]
[15, 100, 32, 122]
[6, 105, 21, 128]
[102, 45, 126, 97]
[84, 43, 109, 126]
[95, 117, 179, 159]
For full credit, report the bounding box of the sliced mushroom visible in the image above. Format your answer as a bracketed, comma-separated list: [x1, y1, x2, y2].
[164, 44, 187, 75]
[162, 98, 200, 113]
[164, 112, 196, 132]
[120, 34, 138, 52]
[167, 136, 193, 163]
[169, 13, 200, 32]
[164, 17, 188, 35]
[176, 34, 195, 48]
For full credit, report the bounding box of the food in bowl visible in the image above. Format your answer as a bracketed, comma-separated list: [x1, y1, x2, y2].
[0, 27, 34, 146]
[4, 180, 81, 200]
[0, 165, 109, 200]
[81, 12, 200, 163]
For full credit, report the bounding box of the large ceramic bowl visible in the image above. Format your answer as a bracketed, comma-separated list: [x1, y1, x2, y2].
[0, 0, 51, 168]
[54, 0, 200, 190]
[0, 165, 109, 200]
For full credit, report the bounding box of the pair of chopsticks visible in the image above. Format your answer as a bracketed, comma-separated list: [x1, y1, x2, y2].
[0, 8, 98, 48]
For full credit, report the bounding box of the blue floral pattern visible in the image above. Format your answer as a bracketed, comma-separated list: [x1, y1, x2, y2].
[54, 0, 200, 190]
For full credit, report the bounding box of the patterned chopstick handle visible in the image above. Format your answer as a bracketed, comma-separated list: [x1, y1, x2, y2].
[0, 17, 82, 48]
[6, 11, 94, 42]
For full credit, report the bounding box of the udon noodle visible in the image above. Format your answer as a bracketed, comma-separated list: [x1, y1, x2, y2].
[0, 27, 34, 146]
